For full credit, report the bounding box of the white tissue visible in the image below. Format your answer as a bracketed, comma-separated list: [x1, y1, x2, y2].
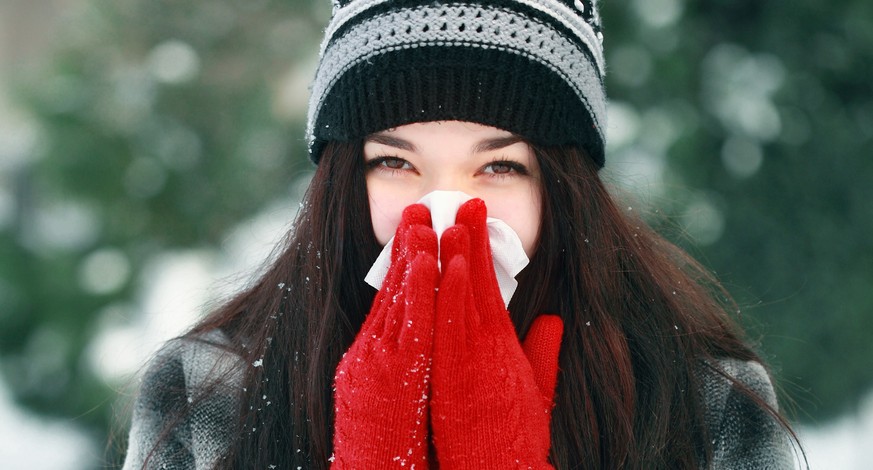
[364, 191, 530, 307]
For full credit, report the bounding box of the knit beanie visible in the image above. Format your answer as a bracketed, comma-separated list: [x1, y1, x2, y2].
[306, 0, 607, 167]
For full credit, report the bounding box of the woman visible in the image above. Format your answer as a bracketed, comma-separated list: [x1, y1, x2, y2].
[122, 0, 801, 468]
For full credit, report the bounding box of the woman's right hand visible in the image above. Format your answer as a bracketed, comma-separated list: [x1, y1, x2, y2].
[331, 204, 439, 469]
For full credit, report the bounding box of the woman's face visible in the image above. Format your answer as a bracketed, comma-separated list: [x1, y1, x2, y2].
[364, 121, 542, 257]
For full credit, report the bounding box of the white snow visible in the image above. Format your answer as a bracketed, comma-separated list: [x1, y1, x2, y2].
[796, 392, 873, 469]
[0, 376, 96, 469]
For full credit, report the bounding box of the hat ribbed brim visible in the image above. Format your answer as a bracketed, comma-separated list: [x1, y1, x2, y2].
[311, 46, 604, 166]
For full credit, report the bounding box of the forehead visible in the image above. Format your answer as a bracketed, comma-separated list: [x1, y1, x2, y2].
[365, 122, 535, 160]
[371, 121, 518, 145]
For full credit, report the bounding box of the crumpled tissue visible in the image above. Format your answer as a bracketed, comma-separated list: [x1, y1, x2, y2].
[364, 190, 530, 307]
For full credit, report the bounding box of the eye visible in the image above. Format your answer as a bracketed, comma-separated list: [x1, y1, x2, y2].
[481, 160, 529, 176]
[483, 162, 516, 175]
[366, 156, 414, 172]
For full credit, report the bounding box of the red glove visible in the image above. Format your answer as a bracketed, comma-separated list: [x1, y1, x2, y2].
[431, 198, 563, 469]
[332, 204, 439, 469]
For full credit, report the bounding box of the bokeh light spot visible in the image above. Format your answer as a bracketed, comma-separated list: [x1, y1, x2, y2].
[79, 248, 131, 295]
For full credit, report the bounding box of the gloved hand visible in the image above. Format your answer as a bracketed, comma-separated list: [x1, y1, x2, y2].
[431, 198, 563, 469]
[332, 204, 439, 469]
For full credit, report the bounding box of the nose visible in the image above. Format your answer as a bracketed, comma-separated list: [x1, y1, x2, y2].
[424, 172, 474, 197]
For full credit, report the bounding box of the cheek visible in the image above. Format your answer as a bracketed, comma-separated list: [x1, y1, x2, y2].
[367, 180, 413, 246]
[483, 190, 542, 258]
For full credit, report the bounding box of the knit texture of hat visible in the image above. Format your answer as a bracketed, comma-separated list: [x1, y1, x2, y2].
[306, 0, 607, 167]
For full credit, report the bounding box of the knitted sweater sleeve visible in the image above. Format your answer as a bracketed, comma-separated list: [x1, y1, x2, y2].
[122, 330, 243, 470]
[702, 358, 796, 470]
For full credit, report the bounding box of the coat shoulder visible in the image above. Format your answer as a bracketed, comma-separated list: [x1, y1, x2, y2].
[699, 358, 796, 470]
[123, 329, 244, 470]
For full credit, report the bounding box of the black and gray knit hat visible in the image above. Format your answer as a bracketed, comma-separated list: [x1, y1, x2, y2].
[306, 0, 607, 167]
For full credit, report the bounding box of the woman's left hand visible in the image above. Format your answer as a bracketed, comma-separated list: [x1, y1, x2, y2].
[430, 199, 563, 469]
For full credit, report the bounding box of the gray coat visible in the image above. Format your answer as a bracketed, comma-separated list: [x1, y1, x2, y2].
[122, 330, 796, 469]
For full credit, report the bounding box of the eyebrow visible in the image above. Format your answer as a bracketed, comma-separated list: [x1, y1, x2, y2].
[365, 133, 524, 153]
[365, 134, 418, 152]
[472, 135, 524, 153]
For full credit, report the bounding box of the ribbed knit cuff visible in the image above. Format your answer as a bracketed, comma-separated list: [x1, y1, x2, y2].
[312, 46, 604, 165]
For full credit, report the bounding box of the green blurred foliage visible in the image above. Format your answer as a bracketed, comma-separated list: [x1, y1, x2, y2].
[601, 0, 873, 421]
[0, 0, 326, 461]
[0, 0, 871, 463]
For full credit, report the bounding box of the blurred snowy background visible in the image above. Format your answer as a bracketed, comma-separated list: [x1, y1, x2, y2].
[1, 0, 871, 468]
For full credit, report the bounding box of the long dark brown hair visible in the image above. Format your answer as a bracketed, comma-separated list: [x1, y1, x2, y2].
[139, 140, 800, 468]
